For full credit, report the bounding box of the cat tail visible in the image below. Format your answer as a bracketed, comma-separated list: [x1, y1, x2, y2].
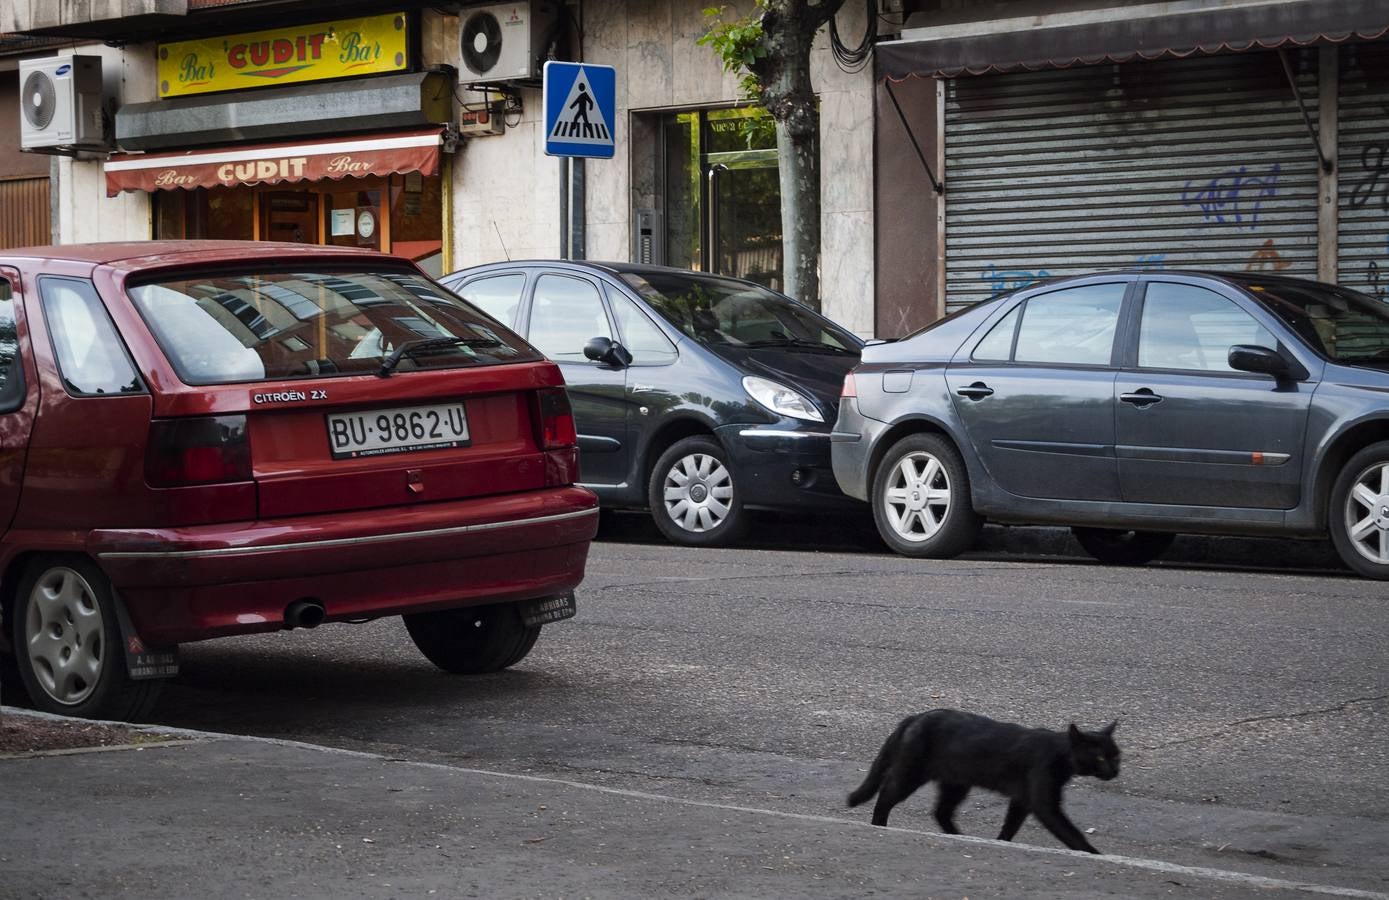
[847, 717, 910, 807]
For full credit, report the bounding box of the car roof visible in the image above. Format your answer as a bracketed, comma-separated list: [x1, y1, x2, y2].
[0, 240, 398, 271]
[445, 259, 771, 284]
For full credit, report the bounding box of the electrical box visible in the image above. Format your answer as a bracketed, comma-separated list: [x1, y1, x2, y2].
[460, 103, 506, 137]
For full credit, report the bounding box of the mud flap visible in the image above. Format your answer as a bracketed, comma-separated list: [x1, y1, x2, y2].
[519, 591, 577, 627]
[112, 591, 179, 680]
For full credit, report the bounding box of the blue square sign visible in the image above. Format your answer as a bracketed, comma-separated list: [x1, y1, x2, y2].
[544, 61, 616, 159]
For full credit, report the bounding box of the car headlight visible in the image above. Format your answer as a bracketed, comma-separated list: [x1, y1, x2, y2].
[742, 376, 824, 422]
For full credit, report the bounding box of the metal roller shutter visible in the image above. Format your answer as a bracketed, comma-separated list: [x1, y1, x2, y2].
[944, 51, 1321, 313]
[0, 177, 50, 250]
[1337, 42, 1389, 299]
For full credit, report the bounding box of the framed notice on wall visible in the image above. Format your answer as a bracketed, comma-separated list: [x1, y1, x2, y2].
[330, 208, 354, 237]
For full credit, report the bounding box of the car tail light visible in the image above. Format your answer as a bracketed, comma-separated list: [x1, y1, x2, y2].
[841, 372, 858, 398]
[533, 388, 579, 487]
[535, 387, 578, 450]
[146, 415, 253, 487]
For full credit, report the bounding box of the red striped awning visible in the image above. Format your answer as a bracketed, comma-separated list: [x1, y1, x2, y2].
[104, 128, 442, 197]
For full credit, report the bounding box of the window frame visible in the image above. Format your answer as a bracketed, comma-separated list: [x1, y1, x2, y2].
[0, 275, 26, 414]
[602, 282, 679, 367]
[521, 270, 618, 365]
[973, 280, 1134, 370]
[37, 275, 147, 399]
[455, 271, 529, 329]
[1121, 277, 1309, 380]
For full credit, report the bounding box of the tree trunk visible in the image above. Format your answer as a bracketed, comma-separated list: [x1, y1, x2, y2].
[751, 0, 843, 308]
[773, 87, 820, 307]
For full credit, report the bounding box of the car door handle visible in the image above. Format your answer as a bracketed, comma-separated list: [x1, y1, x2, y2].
[1120, 388, 1163, 407]
[955, 382, 994, 400]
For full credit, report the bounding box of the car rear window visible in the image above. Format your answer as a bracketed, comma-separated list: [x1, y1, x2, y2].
[128, 269, 540, 385]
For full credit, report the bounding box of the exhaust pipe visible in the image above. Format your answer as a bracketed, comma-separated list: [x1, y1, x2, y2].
[284, 599, 326, 630]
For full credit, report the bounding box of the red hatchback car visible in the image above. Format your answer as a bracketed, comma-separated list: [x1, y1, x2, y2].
[0, 241, 598, 721]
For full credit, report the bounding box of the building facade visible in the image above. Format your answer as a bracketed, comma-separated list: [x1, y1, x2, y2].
[1, 0, 877, 334]
[2, 0, 1387, 339]
[875, 0, 1389, 333]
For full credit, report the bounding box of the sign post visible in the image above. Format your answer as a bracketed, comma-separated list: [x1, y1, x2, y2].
[543, 61, 616, 160]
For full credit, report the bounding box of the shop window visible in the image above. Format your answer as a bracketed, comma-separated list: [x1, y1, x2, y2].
[390, 173, 444, 276]
[152, 172, 442, 271]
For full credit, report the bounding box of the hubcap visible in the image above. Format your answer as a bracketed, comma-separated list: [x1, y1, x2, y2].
[1345, 461, 1389, 565]
[663, 452, 733, 533]
[883, 451, 951, 543]
[24, 567, 104, 706]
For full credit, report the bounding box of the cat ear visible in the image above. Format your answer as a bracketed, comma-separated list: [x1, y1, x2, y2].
[1103, 721, 1118, 736]
[1068, 723, 1083, 743]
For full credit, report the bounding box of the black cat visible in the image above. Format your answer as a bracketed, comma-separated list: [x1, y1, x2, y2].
[847, 709, 1120, 854]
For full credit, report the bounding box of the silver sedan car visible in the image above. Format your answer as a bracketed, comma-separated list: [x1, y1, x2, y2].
[832, 271, 1389, 579]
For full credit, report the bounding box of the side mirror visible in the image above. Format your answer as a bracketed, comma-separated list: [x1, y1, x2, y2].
[584, 336, 633, 368]
[1228, 344, 1289, 378]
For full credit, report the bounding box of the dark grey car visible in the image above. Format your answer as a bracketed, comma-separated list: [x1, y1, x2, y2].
[441, 261, 864, 546]
[832, 271, 1389, 579]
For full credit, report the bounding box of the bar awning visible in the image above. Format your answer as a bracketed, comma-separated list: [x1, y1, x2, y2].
[104, 128, 442, 197]
[878, 0, 1389, 81]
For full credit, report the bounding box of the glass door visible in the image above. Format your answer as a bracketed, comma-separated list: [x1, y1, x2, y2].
[661, 107, 784, 292]
[707, 151, 782, 291]
[258, 191, 320, 244]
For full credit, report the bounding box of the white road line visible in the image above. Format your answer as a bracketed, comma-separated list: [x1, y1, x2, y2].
[6, 708, 1385, 899]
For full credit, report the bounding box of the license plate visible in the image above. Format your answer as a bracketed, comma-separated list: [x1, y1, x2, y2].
[519, 592, 577, 627]
[326, 402, 470, 460]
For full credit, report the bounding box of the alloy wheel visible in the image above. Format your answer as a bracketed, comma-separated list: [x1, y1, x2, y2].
[1344, 460, 1389, 566]
[663, 452, 734, 533]
[883, 450, 952, 542]
[24, 567, 105, 706]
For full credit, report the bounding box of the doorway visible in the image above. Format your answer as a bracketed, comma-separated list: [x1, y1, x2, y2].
[662, 107, 784, 293]
[259, 191, 320, 244]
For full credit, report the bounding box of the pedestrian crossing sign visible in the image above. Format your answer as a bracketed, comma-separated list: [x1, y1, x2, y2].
[543, 61, 616, 159]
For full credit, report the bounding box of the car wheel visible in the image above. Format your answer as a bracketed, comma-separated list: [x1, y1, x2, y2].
[403, 603, 541, 674]
[872, 433, 982, 558]
[648, 435, 747, 547]
[11, 556, 162, 721]
[1329, 440, 1389, 580]
[1071, 528, 1176, 566]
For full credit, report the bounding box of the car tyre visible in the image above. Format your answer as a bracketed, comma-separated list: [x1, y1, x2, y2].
[403, 603, 541, 674]
[11, 555, 162, 721]
[872, 433, 982, 558]
[648, 435, 747, 547]
[1071, 528, 1176, 566]
[1328, 440, 1389, 580]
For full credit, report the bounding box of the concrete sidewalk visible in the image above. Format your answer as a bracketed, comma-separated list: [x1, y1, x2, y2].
[1, 711, 1383, 900]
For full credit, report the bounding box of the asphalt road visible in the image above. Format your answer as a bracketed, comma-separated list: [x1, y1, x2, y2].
[143, 518, 1388, 896]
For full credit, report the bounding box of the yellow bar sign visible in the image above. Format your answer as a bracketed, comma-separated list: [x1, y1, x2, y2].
[158, 12, 409, 98]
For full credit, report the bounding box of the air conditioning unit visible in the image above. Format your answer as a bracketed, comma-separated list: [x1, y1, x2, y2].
[458, 2, 561, 87]
[19, 54, 109, 153]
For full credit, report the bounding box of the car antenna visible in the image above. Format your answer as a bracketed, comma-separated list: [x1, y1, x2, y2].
[492, 221, 511, 261]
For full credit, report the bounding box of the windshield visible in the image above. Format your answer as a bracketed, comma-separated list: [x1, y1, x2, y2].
[618, 271, 859, 352]
[128, 269, 539, 385]
[1230, 277, 1389, 367]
